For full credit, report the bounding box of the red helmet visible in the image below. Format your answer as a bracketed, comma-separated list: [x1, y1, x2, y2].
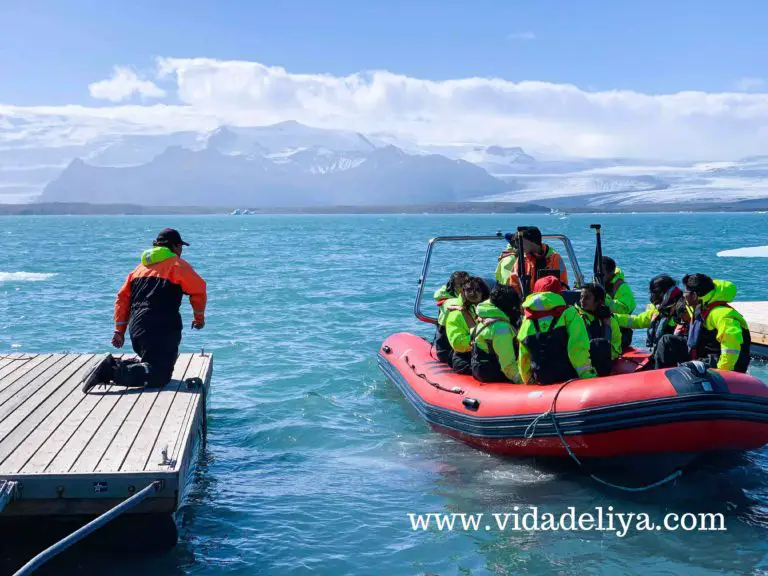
[533, 276, 562, 294]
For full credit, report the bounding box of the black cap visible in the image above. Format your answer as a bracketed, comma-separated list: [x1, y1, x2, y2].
[682, 273, 715, 297]
[155, 228, 189, 247]
[518, 226, 542, 245]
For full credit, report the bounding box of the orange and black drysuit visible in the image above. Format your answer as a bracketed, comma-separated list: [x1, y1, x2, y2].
[495, 244, 569, 295]
[113, 246, 207, 387]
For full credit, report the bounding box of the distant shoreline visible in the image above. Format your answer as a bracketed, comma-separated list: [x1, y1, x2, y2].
[0, 201, 548, 215]
[0, 201, 766, 216]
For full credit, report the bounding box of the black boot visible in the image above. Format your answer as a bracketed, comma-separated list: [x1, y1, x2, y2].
[114, 360, 152, 387]
[82, 353, 116, 393]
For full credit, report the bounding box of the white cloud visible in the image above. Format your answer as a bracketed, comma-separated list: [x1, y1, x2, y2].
[4, 57, 768, 160]
[507, 31, 536, 41]
[735, 77, 766, 92]
[88, 66, 166, 102]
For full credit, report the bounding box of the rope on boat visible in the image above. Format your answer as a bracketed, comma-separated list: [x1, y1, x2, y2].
[525, 379, 683, 492]
[12, 480, 163, 576]
[405, 355, 464, 394]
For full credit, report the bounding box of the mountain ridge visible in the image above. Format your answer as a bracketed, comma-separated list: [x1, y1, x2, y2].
[3, 120, 768, 207]
[42, 141, 510, 206]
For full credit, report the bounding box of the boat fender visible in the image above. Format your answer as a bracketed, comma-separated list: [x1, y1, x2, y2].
[462, 398, 480, 411]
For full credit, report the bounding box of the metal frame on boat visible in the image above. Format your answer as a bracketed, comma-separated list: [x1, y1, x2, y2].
[413, 231, 586, 325]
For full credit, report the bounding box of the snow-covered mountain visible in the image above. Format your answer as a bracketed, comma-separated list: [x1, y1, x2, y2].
[202, 121, 384, 154]
[7, 119, 768, 207]
[460, 145, 537, 173]
[270, 146, 368, 174]
[42, 143, 508, 206]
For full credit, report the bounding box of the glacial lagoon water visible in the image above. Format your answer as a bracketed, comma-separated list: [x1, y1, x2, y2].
[1, 212, 767, 575]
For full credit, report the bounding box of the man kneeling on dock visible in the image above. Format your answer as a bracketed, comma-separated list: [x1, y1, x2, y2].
[83, 228, 207, 393]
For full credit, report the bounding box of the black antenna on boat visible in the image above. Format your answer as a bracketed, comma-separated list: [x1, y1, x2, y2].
[591, 224, 605, 288]
[516, 226, 530, 298]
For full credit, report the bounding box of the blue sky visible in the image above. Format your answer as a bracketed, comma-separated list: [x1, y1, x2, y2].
[2, 0, 767, 105]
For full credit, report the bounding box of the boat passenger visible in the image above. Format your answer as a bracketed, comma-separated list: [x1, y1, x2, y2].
[444, 276, 490, 374]
[83, 228, 207, 392]
[682, 273, 751, 372]
[433, 271, 471, 364]
[614, 274, 688, 369]
[517, 276, 596, 385]
[495, 226, 568, 293]
[602, 256, 637, 351]
[576, 283, 622, 377]
[471, 284, 523, 383]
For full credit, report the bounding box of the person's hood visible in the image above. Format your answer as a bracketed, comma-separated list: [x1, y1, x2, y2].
[522, 291, 567, 311]
[612, 268, 626, 282]
[701, 279, 737, 305]
[141, 246, 177, 267]
[433, 284, 453, 302]
[475, 300, 510, 321]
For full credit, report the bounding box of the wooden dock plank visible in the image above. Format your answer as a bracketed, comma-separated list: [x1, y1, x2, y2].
[0, 355, 73, 412]
[47, 355, 143, 474]
[0, 355, 94, 469]
[99, 354, 194, 473]
[0, 357, 16, 373]
[62, 392, 144, 474]
[0, 354, 52, 395]
[732, 302, 768, 351]
[22, 355, 130, 474]
[0, 355, 83, 427]
[120, 354, 195, 472]
[732, 302, 768, 330]
[145, 354, 208, 472]
[171, 355, 212, 498]
[164, 354, 209, 469]
[0, 354, 92, 427]
[0, 358, 21, 382]
[0, 355, 101, 474]
[0, 354, 47, 384]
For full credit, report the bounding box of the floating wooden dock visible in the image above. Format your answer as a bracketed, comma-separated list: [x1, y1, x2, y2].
[0, 352, 212, 517]
[732, 301, 768, 357]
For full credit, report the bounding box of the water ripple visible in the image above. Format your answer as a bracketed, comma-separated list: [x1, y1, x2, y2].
[1, 214, 767, 575]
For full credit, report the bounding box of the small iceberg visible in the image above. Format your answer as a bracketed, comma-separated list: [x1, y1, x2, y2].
[717, 246, 768, 257]
[0, 272, 57, 282]
[230, 208, 255, 215]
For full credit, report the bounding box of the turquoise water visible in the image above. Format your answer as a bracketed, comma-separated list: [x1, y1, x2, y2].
[2, 213, 768, 575]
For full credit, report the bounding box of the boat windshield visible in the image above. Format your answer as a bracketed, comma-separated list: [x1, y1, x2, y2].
[414, 232, 586, 325]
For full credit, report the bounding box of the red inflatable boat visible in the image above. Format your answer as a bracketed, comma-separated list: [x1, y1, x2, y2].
[380, 229, 768, 463]
[379, 332, 768, 459]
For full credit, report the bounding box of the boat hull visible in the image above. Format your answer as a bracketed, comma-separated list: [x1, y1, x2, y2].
[379, 332, 768, 459]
